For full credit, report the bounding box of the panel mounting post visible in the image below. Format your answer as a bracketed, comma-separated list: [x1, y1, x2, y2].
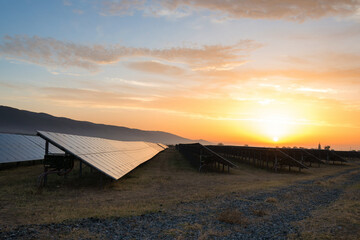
[79, 160, 82, 177]
[44, 140, 49, 185]
[45, 140, 49, 155]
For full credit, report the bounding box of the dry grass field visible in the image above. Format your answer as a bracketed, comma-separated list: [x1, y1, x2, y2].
[0, 148, 359, 239]
[289, 170, 360, 240]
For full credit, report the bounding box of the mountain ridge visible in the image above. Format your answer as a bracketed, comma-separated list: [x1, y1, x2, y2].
[0, 106, 211, 145]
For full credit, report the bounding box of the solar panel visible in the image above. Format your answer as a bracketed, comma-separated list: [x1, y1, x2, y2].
[158, 143, 168, 149]
[37, 131, 167, 180]
[145, 142, 166, 151]
[0, 133, 62, 164]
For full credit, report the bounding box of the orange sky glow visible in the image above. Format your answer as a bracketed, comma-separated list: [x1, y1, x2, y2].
[0, 0, 359, 150]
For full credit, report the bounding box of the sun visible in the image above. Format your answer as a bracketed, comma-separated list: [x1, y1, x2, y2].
[249, 105, 302, 144]
[254, 113, 294, 143]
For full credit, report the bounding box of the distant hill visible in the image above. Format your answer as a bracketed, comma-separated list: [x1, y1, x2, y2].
[0, 106, 211, 145]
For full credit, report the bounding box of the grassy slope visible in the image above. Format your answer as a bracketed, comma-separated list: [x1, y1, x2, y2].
[289, 169, 360, 240]
[0, 148, 358, 237]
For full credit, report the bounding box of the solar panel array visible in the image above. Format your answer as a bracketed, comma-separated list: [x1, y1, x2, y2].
[37, 131, 168, 180]
[157, 143, 168, 149]
[0, 133, 62, 164]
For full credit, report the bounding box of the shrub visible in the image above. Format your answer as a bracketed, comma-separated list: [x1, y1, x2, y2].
[217, 209, 248, 225]
[252, 209, 268, 217]
[265, 197, 278, 203]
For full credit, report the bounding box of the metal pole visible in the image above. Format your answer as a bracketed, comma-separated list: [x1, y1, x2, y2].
[326, 152, 329, 164]
[45, 141, 49, 155]
[79, 160, 82, 177]
[44, 140, 49, 186]
[199, 151, 202, 172]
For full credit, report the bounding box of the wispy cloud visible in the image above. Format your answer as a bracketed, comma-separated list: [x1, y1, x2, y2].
[283, 52, 360, 70]
[258, 99, 275, 105]
[126, 61, 185, 75]
[41, 87, 159, 106]
[296, 87, 333, 93]
[72, 9, 84, 15]
[63, 0, 72, 6]
[198, 67, 360, 87]
[0, 82, 19, 89]
[106, 77, 160, 87]
[0, 35, 259, 72]
[99, 0, 360, 22]
[101, 0, 146, 16]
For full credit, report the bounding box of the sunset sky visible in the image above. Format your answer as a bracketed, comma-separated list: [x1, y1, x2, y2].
[0, 0, 360, 150]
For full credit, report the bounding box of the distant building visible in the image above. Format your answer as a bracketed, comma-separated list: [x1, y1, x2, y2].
[318, 143, 321, 150]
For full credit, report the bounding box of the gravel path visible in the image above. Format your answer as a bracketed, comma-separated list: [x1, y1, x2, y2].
[1, 166, 360, 240]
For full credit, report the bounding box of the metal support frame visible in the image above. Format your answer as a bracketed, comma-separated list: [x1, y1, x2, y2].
[205, 145, 309, 173]
[38, 142, 76, 187]
[178, 143, 237, 174]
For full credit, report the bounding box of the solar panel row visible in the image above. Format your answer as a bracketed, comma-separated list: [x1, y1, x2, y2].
[37, 131, 168, 180]
[0, 133, 62, 164]
[157, 143, 168, 149]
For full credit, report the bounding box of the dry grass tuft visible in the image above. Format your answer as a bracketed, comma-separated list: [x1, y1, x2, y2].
[217, 209, 248, 225]
[180, 222, 202, 231]
[265, 197, 278, 203]
[315, 180, 323, 185]
[252, 209, 268, 217]
[163, 228, 184, 238]
[198, 229, 231, 240]
[283, 192, 293, 199]
[315, 179, 338, 186]
[33, 227, 103, 240]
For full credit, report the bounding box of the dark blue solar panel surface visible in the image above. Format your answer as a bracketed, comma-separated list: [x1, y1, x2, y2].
[0, 133, 62, 164]
[37, 131, 168, 180]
